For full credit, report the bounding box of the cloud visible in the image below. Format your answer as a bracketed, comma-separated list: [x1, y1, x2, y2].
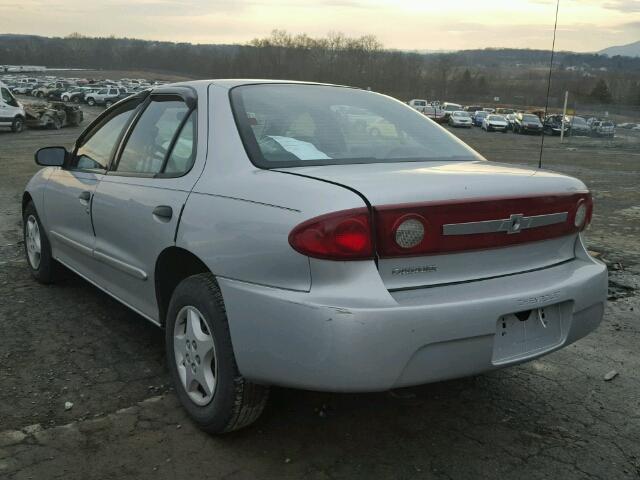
[602, 0, 640, 13]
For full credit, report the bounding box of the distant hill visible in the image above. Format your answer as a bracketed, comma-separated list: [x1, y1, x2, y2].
[599, 40, 640, 58]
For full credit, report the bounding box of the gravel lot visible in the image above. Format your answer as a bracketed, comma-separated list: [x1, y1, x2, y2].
[0, 105, 639, 480]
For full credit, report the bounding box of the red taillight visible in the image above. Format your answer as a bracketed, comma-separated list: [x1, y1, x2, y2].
[289, 208, 374, 260]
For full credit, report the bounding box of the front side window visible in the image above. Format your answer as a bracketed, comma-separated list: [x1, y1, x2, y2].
[74, 99, 141, 170]
[1, 87, 18, 107]
[115, 97, 193, 175]
[231, 84, 480, 168]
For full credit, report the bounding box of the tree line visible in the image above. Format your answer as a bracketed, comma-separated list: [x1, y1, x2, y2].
[1, 31, 639, 107]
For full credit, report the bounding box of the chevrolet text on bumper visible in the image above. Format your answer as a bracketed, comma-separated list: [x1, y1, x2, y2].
[23, 80, 607, 433]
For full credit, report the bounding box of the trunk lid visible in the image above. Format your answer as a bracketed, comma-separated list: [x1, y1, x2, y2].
[279, 160, 588, 289]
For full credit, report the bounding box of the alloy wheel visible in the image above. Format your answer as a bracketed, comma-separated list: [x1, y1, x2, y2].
[25, 215, 41, 269]
[173, 306, 218, 406]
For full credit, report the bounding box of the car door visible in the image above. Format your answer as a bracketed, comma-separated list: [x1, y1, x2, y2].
[44, 97, 144, 278]
[90, 91, 198, 321]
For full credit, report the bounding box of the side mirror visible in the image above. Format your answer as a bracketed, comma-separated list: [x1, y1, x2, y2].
[35, 146, 68, 167]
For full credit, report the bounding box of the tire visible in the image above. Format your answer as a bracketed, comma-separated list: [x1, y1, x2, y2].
[37, 91, 44, 98]
[23, 202, 58, 284]
[87, 98, 95, 106]
[166, 273, 269, 434]
[11, 116, 24, 133]
[62, 95, 69, 102]
[73, 96, 81, 104]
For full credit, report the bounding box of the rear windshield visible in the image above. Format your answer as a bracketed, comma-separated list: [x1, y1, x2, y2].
[230, 84, 481, 168]
[523, 114, 540, 122]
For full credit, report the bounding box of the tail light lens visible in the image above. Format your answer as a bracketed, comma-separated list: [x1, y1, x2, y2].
[289, 193, 593, 261]
[574, 195, 593, 230]
[288, 208, 374, 260]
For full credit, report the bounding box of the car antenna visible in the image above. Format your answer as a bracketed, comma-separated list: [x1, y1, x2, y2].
[539, 0, 561, 169]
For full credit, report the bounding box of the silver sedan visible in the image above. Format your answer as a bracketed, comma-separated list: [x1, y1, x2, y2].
[23, 80, 607, 433]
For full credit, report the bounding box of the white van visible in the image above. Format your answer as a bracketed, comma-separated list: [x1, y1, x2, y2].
[408, 99, 429, 112]
[0, 81, 26, 132]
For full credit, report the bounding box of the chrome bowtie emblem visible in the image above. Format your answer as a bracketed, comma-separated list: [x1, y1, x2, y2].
[504, 214, 524, 234]
[442, 211, 569, 236]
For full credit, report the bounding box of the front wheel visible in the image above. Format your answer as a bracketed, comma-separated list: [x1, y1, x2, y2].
[12, 117, 24, 133]
[87, 98, 95, 106]
[23, 202, 58, 284]
[166, 273, 269, 434]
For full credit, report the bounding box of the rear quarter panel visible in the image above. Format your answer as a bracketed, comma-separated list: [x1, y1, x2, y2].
[176, 84, 367, 291]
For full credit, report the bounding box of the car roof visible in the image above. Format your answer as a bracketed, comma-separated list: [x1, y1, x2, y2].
[160, 79, 352, 90]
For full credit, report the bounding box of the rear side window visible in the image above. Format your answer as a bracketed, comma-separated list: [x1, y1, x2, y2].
[115, 97, 195, 175]
[231, 84, 480, 168]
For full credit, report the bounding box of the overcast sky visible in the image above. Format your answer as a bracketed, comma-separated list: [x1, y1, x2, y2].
[0, 0, 638, 52]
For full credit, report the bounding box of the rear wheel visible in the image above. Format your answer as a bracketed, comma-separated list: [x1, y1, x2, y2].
[87, 98, 96, 106]
[166, 273, 269, 434]
[23, 202, 58, 284]
[62, 95, 69, 102]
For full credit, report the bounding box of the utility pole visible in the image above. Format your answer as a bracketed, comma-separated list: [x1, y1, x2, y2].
[560, 90, 569, 143]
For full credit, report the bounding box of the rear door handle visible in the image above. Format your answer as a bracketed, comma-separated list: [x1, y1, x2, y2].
[153, 205, 173, 220]
[78, 191, 91, 213]
[78, 190, 91, 203]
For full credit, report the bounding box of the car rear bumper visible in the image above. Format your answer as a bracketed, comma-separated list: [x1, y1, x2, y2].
[219, 244, 607, 392]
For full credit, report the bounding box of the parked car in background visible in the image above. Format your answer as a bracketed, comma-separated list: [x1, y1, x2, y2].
[464, 105, 484, 113]
[617, 122, 638, 129]
[513, 113, 543, 135]
[24, 102, 84, 130]
[408, 99, 429, 113]
[423, 104, 448, 124]
[103, 91, 134, 108]
[496, 108, 515, 115]
[0, 81, 25, 132]
[543, 115, 570, 136]
[472, 110, 489, 127]
[11, 84, 35, 95]
[568, 116, 591, 136]
[482, 114, 509, 132]
[32, 81, 71, 98]
[590, 120, 615, 138]
[448, 110, 473, 128]
[61, 87, 94, 103]
[22, 80, 606, 434]
[441, 102, 463, 120]
[84, 87, 127, 106]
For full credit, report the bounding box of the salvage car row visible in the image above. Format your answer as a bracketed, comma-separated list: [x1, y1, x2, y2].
[408, 99, 621, 137]
[1, 74, 167, 108]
